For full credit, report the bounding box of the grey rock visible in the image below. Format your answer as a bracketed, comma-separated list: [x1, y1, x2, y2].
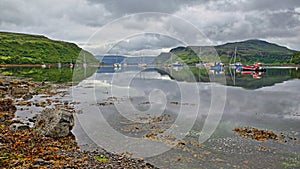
[11, 86, 29, 97]
[28, 116, 37, 123]
[0, 86, 8, 91]
[32, 165, 40, 169]
[0, 114, 11, 122]
[0, 81, 10, 87]
[34, 158, 52, 165]
[9, 123, 30, 131]
[35, 108, 74, 138]
[22, 93, 33, 100]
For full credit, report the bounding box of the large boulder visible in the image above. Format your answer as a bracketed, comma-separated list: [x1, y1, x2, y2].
[35, 108, 74, 138]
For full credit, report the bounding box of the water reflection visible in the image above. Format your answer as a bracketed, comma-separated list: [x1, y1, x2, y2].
[1, 65, 299, 89]
[241, 71, 264, 79]
[0, 66, 98, 83]
[158, 66, 300, 89]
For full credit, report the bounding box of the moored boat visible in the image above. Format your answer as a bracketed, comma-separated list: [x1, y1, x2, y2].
[172, 62, 184, 67]
[138, 63, 147, 67]
[210, 62, 224, 70]
[113, 63, 121, 68]
[242, 62, 266, 71]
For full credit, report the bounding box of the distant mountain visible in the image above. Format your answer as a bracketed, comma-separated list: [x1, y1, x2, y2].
[96, 55, 126, 64]
[96, 55, 156, 65]
[152, 52, 172, 64]
[0, 32, 99, 64]
[154, 39, 297, 64]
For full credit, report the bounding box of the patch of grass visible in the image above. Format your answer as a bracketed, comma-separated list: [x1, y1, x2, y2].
[94, 155, 108, 163]
[17, 153, 24, 160]
[281, 161, 300, 168]
[281, 154, 300, 169]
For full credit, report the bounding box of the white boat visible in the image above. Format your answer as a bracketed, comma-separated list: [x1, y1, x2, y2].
[69, 63, 74, 68]
[138, 63, 147, 67]
[113, 63, 121, 68]
[138, 56, 147, 67]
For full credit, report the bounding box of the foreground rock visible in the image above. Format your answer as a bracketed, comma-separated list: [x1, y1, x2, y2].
[35, 108, 74, 138]
[233, 127, 297, 143]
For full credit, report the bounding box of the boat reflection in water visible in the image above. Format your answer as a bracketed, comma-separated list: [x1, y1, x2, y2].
[209, 69, 225, 76]
[241, 70, 264, 79]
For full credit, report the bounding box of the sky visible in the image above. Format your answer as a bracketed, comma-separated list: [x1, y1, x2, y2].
[1, 0, 300, 56]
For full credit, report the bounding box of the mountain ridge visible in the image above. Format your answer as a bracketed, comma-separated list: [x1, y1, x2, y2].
[154, 39, 297, 64]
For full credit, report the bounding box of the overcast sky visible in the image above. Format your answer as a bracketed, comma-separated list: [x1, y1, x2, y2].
[1, 0, 300, 56]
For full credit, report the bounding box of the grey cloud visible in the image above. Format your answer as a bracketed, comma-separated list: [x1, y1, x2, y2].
[241, 0, 300, 11]
[0, 0, 110, 41]
[88, 0, 199, 16]
[205, 0, 300, 12]
[1, 0, 300, 53]
[108, 33, 183, 55]
[0, 0, 38, 26]
[174, 2, 300, 50]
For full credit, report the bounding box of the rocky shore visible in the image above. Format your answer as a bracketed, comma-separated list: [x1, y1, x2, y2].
[0, 76, 157, 168]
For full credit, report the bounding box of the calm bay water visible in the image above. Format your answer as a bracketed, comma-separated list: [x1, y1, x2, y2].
[71, 66, 300, 168]
[2, 66, 300, 168]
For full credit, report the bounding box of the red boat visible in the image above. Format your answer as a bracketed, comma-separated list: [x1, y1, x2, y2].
[242, 62, 266, 71]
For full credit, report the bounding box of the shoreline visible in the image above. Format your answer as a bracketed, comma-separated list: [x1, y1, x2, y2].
[0, 63, 101, 67]
[0, 64, 45, 67]
[0, 63, 299, 70]
[0, 75, 158, 168]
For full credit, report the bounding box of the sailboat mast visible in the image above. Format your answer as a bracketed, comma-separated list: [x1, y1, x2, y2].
[234, 47, 237, 64]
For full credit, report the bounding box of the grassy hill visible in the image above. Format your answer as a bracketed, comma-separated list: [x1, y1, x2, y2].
[216, 39, 296, 64]
[291, 52, 300, 64]
[0, 32, 99, 64]
[154, 39, 297, 65]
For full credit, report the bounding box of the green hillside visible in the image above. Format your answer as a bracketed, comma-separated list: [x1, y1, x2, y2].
[291, 52, 300, 64]
[216, 39, 296, 64]
[0, 32, 99, 64]
[154, 39, 297, 65]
